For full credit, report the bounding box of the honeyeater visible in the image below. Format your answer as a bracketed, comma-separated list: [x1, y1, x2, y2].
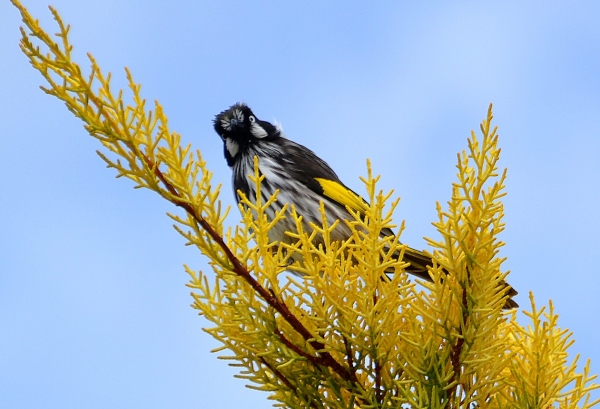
[213, 102, 518, 308]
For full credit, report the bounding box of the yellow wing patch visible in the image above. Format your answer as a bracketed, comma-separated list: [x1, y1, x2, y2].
[315, 178, 369, 214]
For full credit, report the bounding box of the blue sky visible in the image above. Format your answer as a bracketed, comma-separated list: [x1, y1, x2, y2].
[1, 1, 599, 407]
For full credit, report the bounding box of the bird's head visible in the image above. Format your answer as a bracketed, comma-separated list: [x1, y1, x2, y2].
[213, 103, 280, 166]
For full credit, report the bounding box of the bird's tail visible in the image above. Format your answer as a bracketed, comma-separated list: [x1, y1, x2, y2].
[399, 246, 519, 309]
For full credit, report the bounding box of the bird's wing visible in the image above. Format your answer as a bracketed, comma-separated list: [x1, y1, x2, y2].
[313, 178, 369, 215]
[275, 140, 519, 308]
[317, 176, 436, 282]
[276, 139, 370, 215]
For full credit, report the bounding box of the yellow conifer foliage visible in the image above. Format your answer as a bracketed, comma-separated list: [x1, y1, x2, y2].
[11, 1, 599, 407]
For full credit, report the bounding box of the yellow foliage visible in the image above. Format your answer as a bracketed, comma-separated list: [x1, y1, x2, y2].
[11, 1, 599, 408]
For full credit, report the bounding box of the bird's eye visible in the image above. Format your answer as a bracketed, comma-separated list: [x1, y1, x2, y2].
[249, 116, 256, 123]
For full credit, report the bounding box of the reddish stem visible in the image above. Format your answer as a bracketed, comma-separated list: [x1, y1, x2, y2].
[142, 152, 357, 385]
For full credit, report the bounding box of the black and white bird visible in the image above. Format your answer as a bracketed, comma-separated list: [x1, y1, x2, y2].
[213, 103, 518, 308]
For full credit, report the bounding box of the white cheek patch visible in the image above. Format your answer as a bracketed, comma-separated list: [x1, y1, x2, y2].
[225, 138, 239, 158]
[250, 123, 268, 139]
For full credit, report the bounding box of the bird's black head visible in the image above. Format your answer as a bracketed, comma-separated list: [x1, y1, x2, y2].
[213, 103, 280, 166]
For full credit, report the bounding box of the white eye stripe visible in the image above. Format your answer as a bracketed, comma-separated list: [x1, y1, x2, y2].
[232, 109, 244, 122]
[220, 109, 245, 131]
[220, 118, 232, 131]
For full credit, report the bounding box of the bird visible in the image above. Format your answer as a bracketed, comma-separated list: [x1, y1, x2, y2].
[213, 102, 518, 309]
